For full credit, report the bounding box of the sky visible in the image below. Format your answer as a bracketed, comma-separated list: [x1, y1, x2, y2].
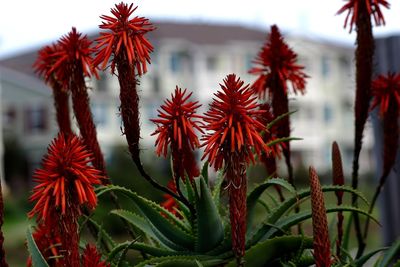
[1, 0, 400, 59]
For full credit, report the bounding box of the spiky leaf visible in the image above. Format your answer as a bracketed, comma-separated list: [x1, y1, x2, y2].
[194, 177, 224, 252]
[226, 236, 313, 267]
[26, 226, 50, 267]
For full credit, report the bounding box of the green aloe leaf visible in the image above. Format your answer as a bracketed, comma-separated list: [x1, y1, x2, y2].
[111, 210, 158, 242]
[247, 177, 295, 233]
[257, 206, 378, 242]
[97, 185, 195, 249]
[247, 185, 369, 245]
[378, 238, 400, 267]
[128, 242, 195, 257]
[353, 248, 387, 267]
[26, 226, 50, 267]
[201, 161, 209, 185]
[194, 177, 224, 252]
[266, 110, 297, 130]
[226, 236, 313, 267]
[107, 241, 136, 262]
[212, 170, 224, 209]
[136, 255, 224, 267]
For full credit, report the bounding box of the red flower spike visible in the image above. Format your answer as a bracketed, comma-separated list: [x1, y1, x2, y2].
[33, 44, 62, 85]
[81, 244, 110, 267]
[28, 133, 102, 222]
[202, 74, 269, 170]
[151, 87, 203, 180]
[331, 141, 345, 258]
[337, 0, 390, 32]
[34, 44, 73, 136]
[27, 223, 63, 267]
[94, 2, 155, 75]
[249, 25, 308, 99]
[47, 27, 98, 87]
[202, 74, 269, 263]
[160, 180, 179, 216]
[310, 166, 332, 267]
[371, 73, 400, 117]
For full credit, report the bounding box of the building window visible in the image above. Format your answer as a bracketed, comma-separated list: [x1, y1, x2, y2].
[96, 73, 108, 92]
[170, 51, 191, 73]
[92, 103, 107, 127]
[24, 105, 48, 134]
[323, 104, 333, 123]
[3, 106, 16, 126]
[206, 55, 218, 71]
[321, 55, 330, 78]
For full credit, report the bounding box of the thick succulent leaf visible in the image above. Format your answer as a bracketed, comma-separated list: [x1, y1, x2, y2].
[26, 226, 50, 267]
[97, 185, 195, 249]
[111, 209, 187, 250]
[266, 137, 302, 148]
[107, 241, 136, 262]
[353, 248, 387, 267]
[266, 110, 297, 129]
[201, 161, 209, 185]
[97, 185, 190, 232]
[81, 216, 116, 250]
[247, 185, 368, 246]
[341, 213, 353, 262]
[212, 170, 224, 209]
[128, 242, 195, 257]
[247, 177, 295, 233]
[194, 177, 224, 252]
[226, 236, 313, 267]
[378, 238, 400, 267]
[135, 255, 224, 267]
[254, 206, 378, 243]
[205, 225, 232, 256]
[111, 210, 159, 242]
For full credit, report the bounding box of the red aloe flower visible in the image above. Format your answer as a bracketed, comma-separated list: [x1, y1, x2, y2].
[47, 28, 98, 85]
[28, 133, 102, 267]
[310, 166, 332, 267]
[249, 25, 307, 98]
[364, 73, 400, 237]
[46, 28, 108, 182]
[249, 24, 307, 187]
[332, 141, 345, 258]
[81, 244, 110, 267]
[28, 133, 102, 221]
[94, 2, 154, 75]
[27, 223, 63, 267]
[94, 3, 158, 193]
[160, 180, 179, 216]
[337, 2, 389, 254]
[337, 0, 390, 32]
[34, 44, 72, 135]
[151, 87, 203, 181]
[202, 74, 269, 264]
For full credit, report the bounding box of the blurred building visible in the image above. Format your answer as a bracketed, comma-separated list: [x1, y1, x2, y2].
[0, 21, 373, 181]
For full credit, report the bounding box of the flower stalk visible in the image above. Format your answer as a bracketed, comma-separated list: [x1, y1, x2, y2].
[310, 166, 331, 267]
[332, 141, 345, 258]
[202, 74, 269, 265]
[337, 0, 389, 256]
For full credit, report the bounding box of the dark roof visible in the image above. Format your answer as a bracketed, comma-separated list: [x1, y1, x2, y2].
[0, 21, 267, 77]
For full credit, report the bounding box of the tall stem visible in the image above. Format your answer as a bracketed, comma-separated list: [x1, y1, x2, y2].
[226, 153, 247, 267]
[52, 82, 72, 136]
[70, 73, 108, 182]
[353, 1, 374, 257]
[115, 58, 192, 209]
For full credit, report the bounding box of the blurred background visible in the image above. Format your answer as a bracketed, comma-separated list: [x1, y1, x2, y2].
[1, 0, 400, 266]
